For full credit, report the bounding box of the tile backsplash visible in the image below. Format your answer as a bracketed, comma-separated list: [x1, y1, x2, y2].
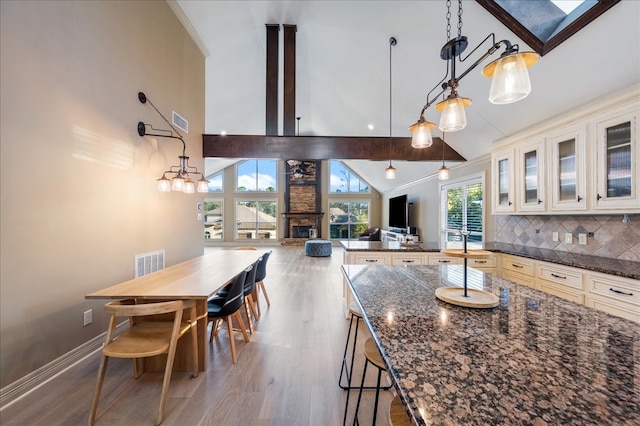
[494, 215, 640, 261]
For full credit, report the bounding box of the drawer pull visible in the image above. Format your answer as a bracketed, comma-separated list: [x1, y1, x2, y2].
[402, 260, 415, 263]
[550, 273, 566, 279]
[365, 259, 378, 263]
[438, 260, 451, 263]
[609, 288, 633, 296]
[474, 260, 487, 264]
[512, 264, 524, 269]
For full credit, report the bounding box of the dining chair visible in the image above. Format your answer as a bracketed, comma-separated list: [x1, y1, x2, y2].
[208, 269, 250, 363]
[253, 250, 272, 316]
[88, 299, 198, 425]
[241, 258, 261, 334]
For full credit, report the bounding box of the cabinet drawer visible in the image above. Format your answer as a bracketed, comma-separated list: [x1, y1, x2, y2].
[502, 270, 536, 288]
[502, 255, 534, 276]
[539, 282, 584, 304]
[537, 264, 583, 290]
[353, 254, 389, 265]
[392, 254, 426, 265]
[585, 297, 640, 323]
[467, 256, 497, 268]
[428, 255, 462, 266]
[587, 272, 639, 307]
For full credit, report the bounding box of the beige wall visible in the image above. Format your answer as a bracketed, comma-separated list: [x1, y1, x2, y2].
[383, 157, 493, 243]
[0, 1, 205, 387]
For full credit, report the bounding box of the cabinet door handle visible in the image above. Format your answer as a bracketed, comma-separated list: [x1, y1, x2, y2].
[402, 260, 415, 263]
[512, 264, 524, 269]
[550, 273, 566, 279]
[597, 193, 602, 201]
[474, 260, 487, 264]
[537, 199, 542, 205]
[577, 195, 582, 202]
[438, 260, 451, 263]
[508, 201, 512, 206]
[609, 288, 633, 296]
[365, 259, 378, 263]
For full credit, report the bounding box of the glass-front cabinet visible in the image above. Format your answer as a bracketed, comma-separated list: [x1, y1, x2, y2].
[491, 149, 515, 213]
[594, 111, 638, 210]
[516, 139, 545, 212]
[549, 125, 587, 211]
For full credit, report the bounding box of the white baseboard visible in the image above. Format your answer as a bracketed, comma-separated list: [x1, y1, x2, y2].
[0, 322, 127, 410]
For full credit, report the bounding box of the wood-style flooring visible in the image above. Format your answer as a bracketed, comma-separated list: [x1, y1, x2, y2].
[0, 246, 395, 426]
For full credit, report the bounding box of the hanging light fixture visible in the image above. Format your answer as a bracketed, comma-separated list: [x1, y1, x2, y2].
[410, 0, 538, 141]
[385, 37, 397, 180]
[438, 131, 450, 181]
[137, 92, 209, 193]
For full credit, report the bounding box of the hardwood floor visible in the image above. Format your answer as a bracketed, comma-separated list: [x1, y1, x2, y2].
[0, 246, 394, 426]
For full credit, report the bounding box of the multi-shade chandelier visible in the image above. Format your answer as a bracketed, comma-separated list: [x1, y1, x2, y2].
[410, 0, 539, 149]
[137, 92, 209, 193]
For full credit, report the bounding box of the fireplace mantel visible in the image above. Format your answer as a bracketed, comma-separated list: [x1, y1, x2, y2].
[281, 212, 325, 219]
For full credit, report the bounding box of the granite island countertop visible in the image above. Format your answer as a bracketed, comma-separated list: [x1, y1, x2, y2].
[339, 240, 640, 280]
[342, 264, 640, 426]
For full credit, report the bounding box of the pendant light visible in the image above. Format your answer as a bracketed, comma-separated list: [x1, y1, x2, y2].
[385, 37, 397, 180]
[438, 132, 450, 181]
[409, 0, 539, 141]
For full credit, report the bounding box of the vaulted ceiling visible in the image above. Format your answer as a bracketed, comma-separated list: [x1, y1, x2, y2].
[172, 0, 639, 193]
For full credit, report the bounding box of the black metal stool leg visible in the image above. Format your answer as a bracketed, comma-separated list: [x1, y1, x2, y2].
[371, 366, 383, 426]
[339, 313, 359, 389]
[350, 358, 369, 426]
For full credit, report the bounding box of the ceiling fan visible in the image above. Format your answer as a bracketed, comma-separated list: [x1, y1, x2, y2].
[285, 160, 315, 178]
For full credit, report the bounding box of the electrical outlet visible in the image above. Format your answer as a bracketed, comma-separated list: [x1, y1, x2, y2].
[578, 233, 587, 245]
[83, 309, 92, 326]
[564, 233, 573, 244]
[552, 232, 558, 242]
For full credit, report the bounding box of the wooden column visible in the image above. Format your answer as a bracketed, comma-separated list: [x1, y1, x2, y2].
[265, 24, 279, 135]
[283, 25, 297, 136]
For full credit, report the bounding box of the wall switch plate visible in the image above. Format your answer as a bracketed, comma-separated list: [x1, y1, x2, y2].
[564, 233, 573, 244]
[578, 233, 587, 245]
[83, 309, 92, 326]
[197, 213, 203, 221]
[552, 232, 558, 242]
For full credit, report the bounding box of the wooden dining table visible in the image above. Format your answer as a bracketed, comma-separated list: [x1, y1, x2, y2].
[86, 250, 263, 372]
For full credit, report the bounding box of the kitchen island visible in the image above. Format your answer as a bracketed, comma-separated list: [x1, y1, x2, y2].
[342, 264, 639, 425]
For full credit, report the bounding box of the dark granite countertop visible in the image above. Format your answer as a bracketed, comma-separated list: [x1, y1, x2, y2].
[339, 241, 640, 280]
[342, 264, 640, 426]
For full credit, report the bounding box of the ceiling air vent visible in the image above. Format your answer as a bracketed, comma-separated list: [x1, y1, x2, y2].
[172, 111, 189, 133]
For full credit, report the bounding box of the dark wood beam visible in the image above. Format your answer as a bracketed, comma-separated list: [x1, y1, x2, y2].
[202, 134, 466, 162]
[265, 24, 279, 135]
[283, 25, 297, 136]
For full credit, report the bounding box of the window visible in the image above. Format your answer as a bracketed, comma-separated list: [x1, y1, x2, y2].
[236, 200, 277, 240]
[440, 176, 484, 249]
[329, 160, 369, 193]
[203, 200, 223, 240]
[206, 171, 223, 192]
[236, 159, 277, 192]
[329, 201, 369, 239]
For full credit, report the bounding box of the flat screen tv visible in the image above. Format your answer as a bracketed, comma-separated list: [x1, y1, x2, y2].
[388, 194, 408, 230]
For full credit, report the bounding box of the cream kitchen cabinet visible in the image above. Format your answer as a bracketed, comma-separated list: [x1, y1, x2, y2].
[536, 262, 584, 304]
[548, 125, 588, 211]
[516, 138, 546, 212]
[585, 271, 639, 323]
[501, 254, 536, 288]
[491, 149, 515, 214]
[593, 109, 638, 211]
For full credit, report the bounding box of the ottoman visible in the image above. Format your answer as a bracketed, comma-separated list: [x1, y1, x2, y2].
[305, 240, 332, 257]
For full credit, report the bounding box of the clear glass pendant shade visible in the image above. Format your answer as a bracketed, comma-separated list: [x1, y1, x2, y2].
[487, 54, 531, 104]
[436, 96, 470, 132]
[385, 164, 396, 179]
[409, 119, 435, 148]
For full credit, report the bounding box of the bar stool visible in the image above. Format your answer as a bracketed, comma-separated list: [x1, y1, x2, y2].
[351, 337, 388, 426]
[388, 395, 411, 426]
[339, 302, 364, 390]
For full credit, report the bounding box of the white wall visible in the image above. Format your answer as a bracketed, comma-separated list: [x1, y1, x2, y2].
[0, 1, 205, 387]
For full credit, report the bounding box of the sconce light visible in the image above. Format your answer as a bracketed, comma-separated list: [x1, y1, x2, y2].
[137, 92, 209, 193]
[410, 0, 538, 142]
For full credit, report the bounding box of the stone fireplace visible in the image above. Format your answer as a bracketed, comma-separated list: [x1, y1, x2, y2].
[282, 160, 324, 242]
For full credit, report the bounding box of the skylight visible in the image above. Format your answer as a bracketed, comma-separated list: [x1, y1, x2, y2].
[477, 0, 621, 56]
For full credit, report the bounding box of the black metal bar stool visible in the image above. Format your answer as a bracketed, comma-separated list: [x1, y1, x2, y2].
[339, 303, 364, 390]
[350, 337, 389, 426]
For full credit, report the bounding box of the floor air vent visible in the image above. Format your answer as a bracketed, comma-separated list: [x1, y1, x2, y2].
[172, 111, 188, 133]
[135, 250, 165, 278]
